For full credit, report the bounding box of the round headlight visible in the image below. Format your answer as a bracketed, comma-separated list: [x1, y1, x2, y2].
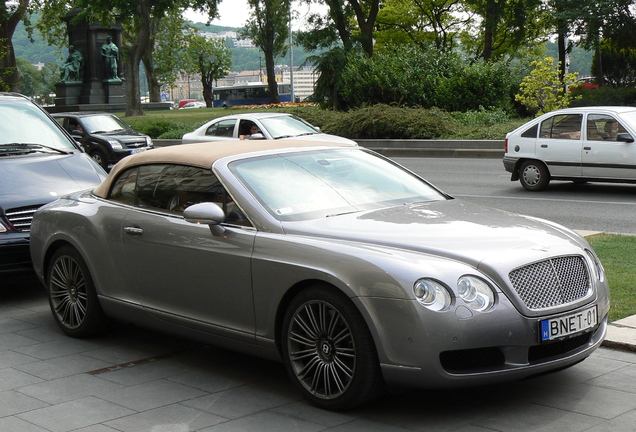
[413, 279, 451, 311]
[457, 276, 495, 312]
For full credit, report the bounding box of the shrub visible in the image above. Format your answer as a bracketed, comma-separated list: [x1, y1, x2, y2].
[570, 86, 636, 107]
[320, 105, 456, 139]
[339, 47, 518, 112]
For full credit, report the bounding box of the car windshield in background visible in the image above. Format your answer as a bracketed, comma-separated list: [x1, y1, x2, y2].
[617, 110, 636, 127]
[81, 115, 129, 134]
[230, 148, 447, 221]
[259, 115, 318, 139]
[0, 102, 77, 152]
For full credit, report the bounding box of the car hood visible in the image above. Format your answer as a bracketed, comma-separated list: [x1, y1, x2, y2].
[94, 130, 148, 143]
[281, 199, 586, 271]
[0, 153, 106, 209]
[281, 133, 357, 145]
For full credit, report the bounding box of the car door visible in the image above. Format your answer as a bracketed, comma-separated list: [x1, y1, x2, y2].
[582, 113, 636, 180]
[536, 113, 583, 178]
[120, 163, 257, 341]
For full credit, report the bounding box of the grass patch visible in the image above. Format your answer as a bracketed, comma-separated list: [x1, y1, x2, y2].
[587, 233, 636, 322]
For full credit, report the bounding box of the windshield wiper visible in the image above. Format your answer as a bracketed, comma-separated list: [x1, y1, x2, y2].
[0, 143, 70, 155]
[296, 132, 318, 137]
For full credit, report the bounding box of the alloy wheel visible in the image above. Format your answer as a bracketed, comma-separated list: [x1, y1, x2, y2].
[287, 299, 356, 400]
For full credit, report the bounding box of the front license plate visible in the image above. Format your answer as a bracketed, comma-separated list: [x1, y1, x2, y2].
[130, 148, 147, 155]
[540, 305, 598, 342]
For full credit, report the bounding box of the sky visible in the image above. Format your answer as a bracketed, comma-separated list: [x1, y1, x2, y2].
[184, 0, 326, 30]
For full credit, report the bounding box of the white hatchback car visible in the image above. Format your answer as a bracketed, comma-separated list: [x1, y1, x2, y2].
[503, 106, 636, 190]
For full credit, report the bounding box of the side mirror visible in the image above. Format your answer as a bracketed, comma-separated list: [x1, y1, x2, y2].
[183, 202, 226, 236]
[248, 133, 266, 140]
[616, 133, 634, 143]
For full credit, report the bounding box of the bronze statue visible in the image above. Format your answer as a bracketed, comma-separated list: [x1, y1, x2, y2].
[101, 36, 120, 81]
[60, 45, 83, 83]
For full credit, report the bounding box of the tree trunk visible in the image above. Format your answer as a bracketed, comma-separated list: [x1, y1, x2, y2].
[124, 0, 153, 117]
[0, 0, 29, 92]
[482, 0, 496, 61]
[142, 52, 162, 103]
[264, 48, 279, 103]
[141, 17, 161, 103]
[349, 0, 380, 57]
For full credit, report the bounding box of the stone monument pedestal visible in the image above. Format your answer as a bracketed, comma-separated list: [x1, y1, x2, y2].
[54, 82, 83, 106]
[104, 81, 125, 104]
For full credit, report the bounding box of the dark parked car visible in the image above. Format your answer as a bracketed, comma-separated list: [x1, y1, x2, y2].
[0, 93, 106, 274]
[52, 112, 153, 170]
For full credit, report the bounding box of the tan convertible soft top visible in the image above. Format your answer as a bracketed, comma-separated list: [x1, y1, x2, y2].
[92, 140, 356, 198]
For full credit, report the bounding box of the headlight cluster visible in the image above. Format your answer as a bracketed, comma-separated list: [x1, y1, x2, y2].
[413, 279, 451, 311]
[413, 276, 496, 312]
[457, 276, 495, 312]
[586, 249, 605, 282]
[108, 140, 123, 150]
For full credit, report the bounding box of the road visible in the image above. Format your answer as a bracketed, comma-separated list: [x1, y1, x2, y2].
[395, 157, 636, 235]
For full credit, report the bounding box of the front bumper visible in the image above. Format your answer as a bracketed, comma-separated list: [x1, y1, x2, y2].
[0, 233, 32, 274]
[354, 293, 610, 390]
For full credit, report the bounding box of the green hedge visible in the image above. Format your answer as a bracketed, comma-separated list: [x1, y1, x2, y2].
[124, 105, 527, 140]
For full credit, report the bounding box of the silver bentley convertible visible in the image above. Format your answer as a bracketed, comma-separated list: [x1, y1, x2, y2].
[30, 140, 610, 410]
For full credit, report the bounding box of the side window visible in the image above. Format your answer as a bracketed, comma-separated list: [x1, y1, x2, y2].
[109, 167, 138, 205]
[587, 114, 628, 141]
[108, 164, 251, 226]
[205, 119, 236, 137]
[540, 114, 582, 140]
[521, 124, 538, 138]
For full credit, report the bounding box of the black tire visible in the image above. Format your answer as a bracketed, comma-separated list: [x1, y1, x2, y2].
[519, 160, 550, 191]
[89, 149, 108, 170]
[281, 285, 385, 410]
[47, 245, 108, 338]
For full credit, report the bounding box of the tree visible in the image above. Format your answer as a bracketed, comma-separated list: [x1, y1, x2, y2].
[184, 34, 232, 107]
[515, 57, 579, 115]
[150, 10, 194, 99]
[0, 0, 30, 91]
[374, 0, 471, 53]
[243, 0, 291, 104]
[463, 0, 546, 62]
[298, 0, 380, 57]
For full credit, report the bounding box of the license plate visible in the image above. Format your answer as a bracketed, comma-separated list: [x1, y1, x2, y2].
[130, 148, 147, 155]
[540, 305, 598, 342]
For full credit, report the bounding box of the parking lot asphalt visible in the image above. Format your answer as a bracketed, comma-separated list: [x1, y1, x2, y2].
[1, 272, 636, 432]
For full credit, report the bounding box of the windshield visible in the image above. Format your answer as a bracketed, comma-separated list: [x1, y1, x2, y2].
[259, 115, 318, 139]
[617, 111, 636, 131]
[0, 100, 77, 151]
[229, 148, 447, 221]
[81, 114, 130, 133]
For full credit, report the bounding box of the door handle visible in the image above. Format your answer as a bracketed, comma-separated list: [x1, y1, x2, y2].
[583, 146, 591, 150]
[124, 226, 144, 236]
[540, 144, 548, 148]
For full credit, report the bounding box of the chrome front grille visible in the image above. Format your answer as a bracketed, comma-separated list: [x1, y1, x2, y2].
[508, 256, 591, 310]
[5, 205, 42, 232]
